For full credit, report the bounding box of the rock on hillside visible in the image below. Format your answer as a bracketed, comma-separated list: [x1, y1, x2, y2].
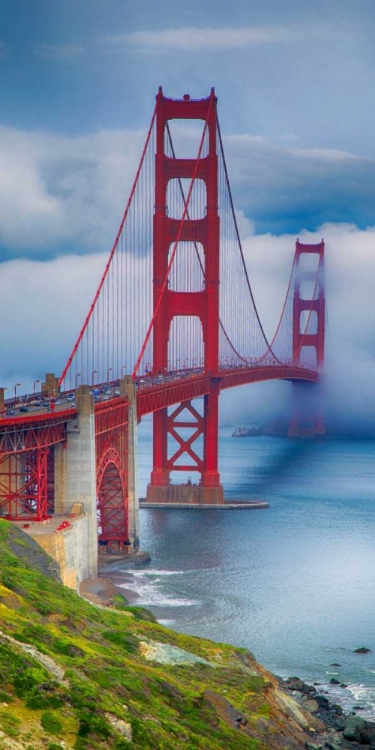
[0, 519, 329, 749]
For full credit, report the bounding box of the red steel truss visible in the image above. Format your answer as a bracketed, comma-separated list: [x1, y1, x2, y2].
[0, 413, 70, 454]
[95, 397, 129, 545]
[0, 448, 50, 521]
[0, 414, 70, 521]
[137, 363, 318, 418]
[166, 401, 204, 475]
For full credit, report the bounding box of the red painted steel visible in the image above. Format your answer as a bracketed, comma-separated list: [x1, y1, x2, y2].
[290, 240, 325, 436]
[0, 412, 69, 521]
[0, 447, 50, 521]
[292, 240, 325, 369]
[97, 447, 128, 545]
[0, 414, 69, 454]
[166, 401, 204, 475]
[95, 397, 129, 545]
[149, 89, 222, 493]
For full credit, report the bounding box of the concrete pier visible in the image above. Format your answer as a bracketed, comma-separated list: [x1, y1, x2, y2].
[120, 377, 140, 553]
[53, 385, 98, 580]
[145, 483, 225, 506]
[140, 499, 268, 510]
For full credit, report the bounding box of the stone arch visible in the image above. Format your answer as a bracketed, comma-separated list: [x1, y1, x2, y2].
[96, 447, 128, 545]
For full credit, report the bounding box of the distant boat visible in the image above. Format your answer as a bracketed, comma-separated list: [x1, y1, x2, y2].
[232, 425, 261, 437]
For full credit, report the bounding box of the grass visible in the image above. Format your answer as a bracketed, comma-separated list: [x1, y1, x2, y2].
[0, 519, 313, 749]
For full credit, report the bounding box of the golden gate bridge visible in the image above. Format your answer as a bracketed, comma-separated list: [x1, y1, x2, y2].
[0, 89, 325, 559]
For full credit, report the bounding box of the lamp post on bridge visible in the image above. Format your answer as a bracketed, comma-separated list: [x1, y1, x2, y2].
[14, 383, 22, 405]
[91, 370, 98, 386]
[0, 387, 8, 417]
[107, 367, 113, 385]
[121, 365, 127, 378]
[33, 379, 41, 399]
[75, 373, 81, 390]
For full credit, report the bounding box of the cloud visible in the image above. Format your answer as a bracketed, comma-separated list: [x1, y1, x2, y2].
[0, 253, 107, 388]
[0, 224, 374, 436]
[0, 126, 148, 256]
[100, 26, 301, 53]
[1, 120, 374, 258]
[35, 25, 306, 60]
[220, 133, 375, 233]
[37, 43, 87, 59]
[219, 223, 375, 433]
[99, 23, 341, 54]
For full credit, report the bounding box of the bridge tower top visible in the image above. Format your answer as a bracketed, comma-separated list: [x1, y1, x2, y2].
[153, 88, 220, 376]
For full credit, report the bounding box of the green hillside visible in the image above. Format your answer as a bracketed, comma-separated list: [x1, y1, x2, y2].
[0, 519, 323, 749]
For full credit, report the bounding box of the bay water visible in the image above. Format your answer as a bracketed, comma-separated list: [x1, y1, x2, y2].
[109, 420, 375, 718]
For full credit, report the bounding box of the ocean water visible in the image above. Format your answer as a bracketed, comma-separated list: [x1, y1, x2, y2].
[112, 421, 375, 718]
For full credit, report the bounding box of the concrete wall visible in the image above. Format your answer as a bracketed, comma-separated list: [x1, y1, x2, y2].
[120, 377, 140, 552]
[27, 513, 91, 590]
[54, 387, 98, 579]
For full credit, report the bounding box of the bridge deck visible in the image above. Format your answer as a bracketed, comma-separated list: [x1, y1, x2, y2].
[0, 364, 318, 434]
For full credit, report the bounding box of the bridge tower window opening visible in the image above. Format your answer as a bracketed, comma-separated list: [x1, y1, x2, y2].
[299, 309, 318, 335]
[167, 242, 205, 293]
[166, 178, 207, 221]
[298, 252, 320, 274]
[165, 119, 210, 160]
[299, 280, 318, 300]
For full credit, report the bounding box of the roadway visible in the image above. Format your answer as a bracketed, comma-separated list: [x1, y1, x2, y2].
[0, 359, 318, 425]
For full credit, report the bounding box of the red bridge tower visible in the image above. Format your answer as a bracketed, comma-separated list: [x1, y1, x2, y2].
[146, 89, 224, 504]
[289, 239, 325, 436]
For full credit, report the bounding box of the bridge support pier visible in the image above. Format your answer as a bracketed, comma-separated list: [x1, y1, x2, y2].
[120, 377, 140, 552]
[146, 485, 224, 505]
[57, 386, 97, 579]
[288, 381, 326, 438]
[42, 373, 60, 398]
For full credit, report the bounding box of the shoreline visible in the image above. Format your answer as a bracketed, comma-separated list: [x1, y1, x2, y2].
[81, 574, 375, 749]
[280, 675, 375, 747]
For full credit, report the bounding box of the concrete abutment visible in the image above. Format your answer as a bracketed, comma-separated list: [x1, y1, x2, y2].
[19, 378, 141, 588]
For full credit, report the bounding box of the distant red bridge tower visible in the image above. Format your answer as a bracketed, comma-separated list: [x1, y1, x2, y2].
[289, 239, 325, 437]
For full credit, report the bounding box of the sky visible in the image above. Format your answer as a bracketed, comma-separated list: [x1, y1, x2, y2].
[0, 0, 374, 432]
